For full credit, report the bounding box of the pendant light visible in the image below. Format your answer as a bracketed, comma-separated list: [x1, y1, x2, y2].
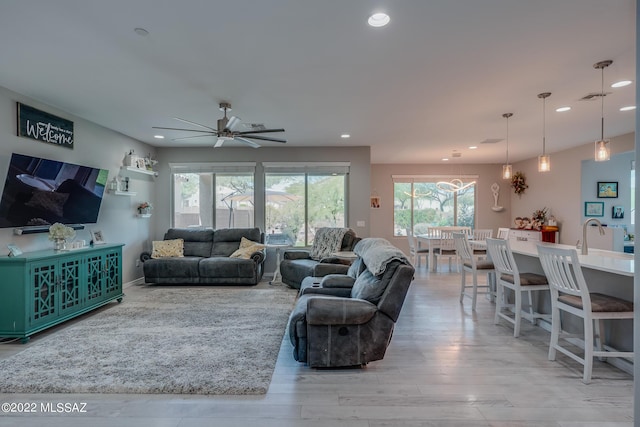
[436, 151, 476, 193]
[537, 92, 551, 172]
[594, 60, 613, 162]
[502, 113, 513, 180]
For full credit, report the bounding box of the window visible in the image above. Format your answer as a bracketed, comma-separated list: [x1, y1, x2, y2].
[170, 163, 255, 229]
[264, 163, 349, 246]
[393, 176, 476, 236]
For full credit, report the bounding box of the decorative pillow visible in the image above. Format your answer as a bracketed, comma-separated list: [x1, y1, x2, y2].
[25, 190, 70, 217]
[230, 237, 265, 259]
[151, 238, 184, 259]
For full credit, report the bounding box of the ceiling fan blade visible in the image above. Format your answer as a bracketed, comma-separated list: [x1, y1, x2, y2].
[226, 116, 242, 132]
[237, 128, 285, 135]
[214, 138, 225, 148]
[172, 134, 217, 141]
[240, 134, 287, 143]
[235, 137, 261, 148]
[152, 126, 214, 133]
[173, 117, 218, 132]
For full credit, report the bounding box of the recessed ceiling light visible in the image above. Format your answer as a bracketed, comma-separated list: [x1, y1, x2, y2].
[368, 12, 390, 27]
[153, 135, 165, 139]
[555, 106, 571, 112]
[442, 158, 449, 161]
[611, 80, 632, 88]
[340, 134, 350, 138]
[620, 105, 636, 111]
[468, 146, 477, 150]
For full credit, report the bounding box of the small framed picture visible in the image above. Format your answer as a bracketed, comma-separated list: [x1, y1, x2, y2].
[612, 206, 624, 219]
[7, 244, 23, 257]
[91, 230, 106, 245]
[585, 201, 604, 217]
[597, 181, 618, 198]
[370, 196, 381, 209]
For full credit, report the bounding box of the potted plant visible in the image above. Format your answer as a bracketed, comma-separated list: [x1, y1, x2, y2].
[137, 202, 152, 215]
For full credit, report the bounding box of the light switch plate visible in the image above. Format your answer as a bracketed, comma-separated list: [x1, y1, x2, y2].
[357, 221, 365, 227]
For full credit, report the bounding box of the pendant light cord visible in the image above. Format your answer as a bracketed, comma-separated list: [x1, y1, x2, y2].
[601, 65, 605, 141]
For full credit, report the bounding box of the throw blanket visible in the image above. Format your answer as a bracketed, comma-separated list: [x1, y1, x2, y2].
[310, 227, 349, 260]
[355, 238, 410, 276]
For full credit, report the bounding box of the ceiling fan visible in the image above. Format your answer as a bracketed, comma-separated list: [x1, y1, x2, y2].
[153, 102, 286, 148]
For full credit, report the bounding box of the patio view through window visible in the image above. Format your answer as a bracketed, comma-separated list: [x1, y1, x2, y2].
[393, 179, 476, 236]
[265, 173, 346, 246]
[172, 172, 255, 229]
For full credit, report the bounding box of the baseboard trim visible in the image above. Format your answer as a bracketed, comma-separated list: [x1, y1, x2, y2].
[124, 277, 146, 288]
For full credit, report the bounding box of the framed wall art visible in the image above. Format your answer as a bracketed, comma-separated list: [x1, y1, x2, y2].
[584, 201, 604, 217]
[597, 181, 618, 198]
[612, 206, 624, 219]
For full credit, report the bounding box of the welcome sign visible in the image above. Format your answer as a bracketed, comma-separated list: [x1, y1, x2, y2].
[17, 102, 74, 149]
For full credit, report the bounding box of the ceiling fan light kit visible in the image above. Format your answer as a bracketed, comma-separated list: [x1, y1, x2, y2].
[153, 102, 286, 148]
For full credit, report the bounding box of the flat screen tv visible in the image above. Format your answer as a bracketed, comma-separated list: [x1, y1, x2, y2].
[0, 153, 109, 228]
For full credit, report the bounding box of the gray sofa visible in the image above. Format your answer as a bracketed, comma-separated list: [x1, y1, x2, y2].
[288, 238, 414, 367]
[279, 228, 360, 289]
[141, 228, 266, 285]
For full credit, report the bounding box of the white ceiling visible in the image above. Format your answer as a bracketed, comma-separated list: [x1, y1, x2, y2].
[0, 0, 636, 164]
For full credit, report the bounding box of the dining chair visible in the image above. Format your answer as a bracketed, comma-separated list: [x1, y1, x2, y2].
[496, 227, 510, 239]
[472, 228, 493, 259]
[434, 231, 459, 272]
[406, 228, 429, 268]
[537, 245, 634, 383]
[453, 233, 495, 310]
[485, 238, 550, 337]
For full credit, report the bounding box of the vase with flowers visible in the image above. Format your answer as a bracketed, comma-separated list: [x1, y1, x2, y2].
[137, 202, 152, 216]
[531, 207, 548, 230]
[49, 222, 76, 251]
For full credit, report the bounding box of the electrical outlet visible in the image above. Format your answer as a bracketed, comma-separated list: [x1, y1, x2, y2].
[135, 259, 141, 267]
[357, 220, 365, 227]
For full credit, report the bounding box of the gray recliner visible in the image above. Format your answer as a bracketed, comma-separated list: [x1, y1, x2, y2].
[279, 228, 360, 289]
[287, 239, 414, 367]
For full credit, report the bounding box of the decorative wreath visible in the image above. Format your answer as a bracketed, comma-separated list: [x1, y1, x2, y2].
[511, 171, 528, 194]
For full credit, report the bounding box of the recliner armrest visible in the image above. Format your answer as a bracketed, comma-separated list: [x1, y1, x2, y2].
[250, 250, 265, 264]
[320, 274, 355, 288]
[312, 263, 349, 277]
[140, 252, 152, 263]
[306, 297, 377, 325]
[283, 249, 312, 260]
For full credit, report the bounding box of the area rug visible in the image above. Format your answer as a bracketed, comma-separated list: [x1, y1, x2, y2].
[0, 285, 297, 395]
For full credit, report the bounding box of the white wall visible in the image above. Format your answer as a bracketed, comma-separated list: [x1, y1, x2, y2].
[0, 86, 156, 283]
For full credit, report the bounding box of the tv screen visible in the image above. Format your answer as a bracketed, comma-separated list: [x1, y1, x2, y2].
[0, 153, 109, 228]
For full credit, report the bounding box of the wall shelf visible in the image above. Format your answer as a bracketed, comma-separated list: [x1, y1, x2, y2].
[137, 213, 152, 218]
[122, 166, 158, 177]
[111, 190, 137, 197]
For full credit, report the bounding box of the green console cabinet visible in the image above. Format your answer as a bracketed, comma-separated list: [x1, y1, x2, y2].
[0, 243, 124, 343]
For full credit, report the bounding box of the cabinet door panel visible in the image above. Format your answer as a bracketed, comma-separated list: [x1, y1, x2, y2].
[59, 257, 82, 316]
[29, 261, 57, 327]
[86, 254, 104, 303]
[103, 250, 121, 298]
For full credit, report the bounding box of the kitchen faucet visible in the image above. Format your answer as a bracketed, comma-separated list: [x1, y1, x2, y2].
[581, 218, 605, 255]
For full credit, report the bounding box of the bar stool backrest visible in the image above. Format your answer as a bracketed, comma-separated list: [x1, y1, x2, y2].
[486, 238, 519, 282]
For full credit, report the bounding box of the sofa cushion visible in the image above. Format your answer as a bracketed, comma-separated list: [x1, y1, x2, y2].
[230, 237, 266, 259]
[143, 256, 201, 279]
[212, 228, 262, 257]
[164, 228, 213, 257]
[151, 239, 184, 259]
[199, 257, 257, 279]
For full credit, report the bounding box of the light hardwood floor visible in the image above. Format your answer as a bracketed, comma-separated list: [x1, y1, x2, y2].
[0, 266, 633, 426]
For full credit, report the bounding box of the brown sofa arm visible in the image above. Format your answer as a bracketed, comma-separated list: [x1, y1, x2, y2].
[306, 297, 377, 325]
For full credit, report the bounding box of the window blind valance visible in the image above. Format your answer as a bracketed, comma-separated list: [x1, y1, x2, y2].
[262, 162, 350, 174]
[169, 162, 256, 174]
